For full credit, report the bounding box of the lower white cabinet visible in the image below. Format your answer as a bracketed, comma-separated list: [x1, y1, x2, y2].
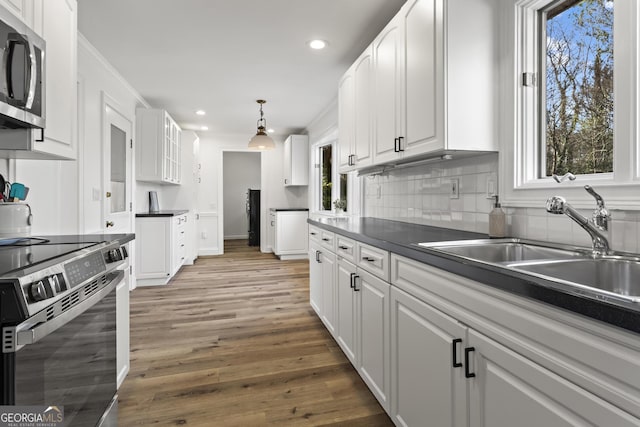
[391, 253, 640, 426]
[335, 257, 391, 412]
[466, 328, 638, 427]
[273, 210, 309, 259]
[309, 226, 640, 426]
[136, 213, 188, 286]
[390, 286, 470, 427]
[116, 256, 130, 389]
[309, 243, 337, 335]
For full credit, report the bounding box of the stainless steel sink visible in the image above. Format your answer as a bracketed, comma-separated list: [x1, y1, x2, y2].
[512, 257, 640, 302]
[416, 239, 585, 264]
[415, 238, 640, 303]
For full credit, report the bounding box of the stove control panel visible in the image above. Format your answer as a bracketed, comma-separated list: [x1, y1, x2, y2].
[27, 273, 67, 303]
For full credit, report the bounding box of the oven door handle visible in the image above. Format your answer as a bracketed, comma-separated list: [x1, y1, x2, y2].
[16, 270, 123, 348]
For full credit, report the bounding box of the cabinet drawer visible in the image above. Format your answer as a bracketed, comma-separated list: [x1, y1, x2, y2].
[309, 225, 321, 243]
[336, 235, 356, 263]
[356, 242, 389, 281]
[320, 230, 335, 252]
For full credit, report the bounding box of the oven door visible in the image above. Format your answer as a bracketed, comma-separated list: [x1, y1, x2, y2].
[2, 270, 122, 427]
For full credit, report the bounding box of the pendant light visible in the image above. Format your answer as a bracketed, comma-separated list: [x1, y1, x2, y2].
[248, 99, 275, 150]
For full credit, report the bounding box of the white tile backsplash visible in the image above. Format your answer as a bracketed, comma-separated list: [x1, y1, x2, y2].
[363, 153, 499, 233]
[362, 152, 640, 254]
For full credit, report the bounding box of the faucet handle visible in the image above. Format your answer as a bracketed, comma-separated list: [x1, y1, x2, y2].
[584, 185, 604, 206]
[584, 185, 610, 230]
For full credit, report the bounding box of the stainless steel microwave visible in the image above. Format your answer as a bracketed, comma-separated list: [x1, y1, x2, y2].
[0, 5, 45, 130]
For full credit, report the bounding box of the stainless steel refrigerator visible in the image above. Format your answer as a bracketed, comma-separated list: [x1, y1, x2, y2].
[246, 189, 260, 246]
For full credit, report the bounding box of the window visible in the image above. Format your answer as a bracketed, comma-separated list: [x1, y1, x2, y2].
[501, 0, 638, 208]
[542, 0, 614, 177]
[320, 144, 333, 210]
[312, 133, 352, 214]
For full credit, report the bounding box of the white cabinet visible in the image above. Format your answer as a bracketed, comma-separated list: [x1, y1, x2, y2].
[116, 249, 130, 389]
[338, 46, 373, 172]
[335, 251, 391, 412]
[356, 268, 390, 411]
[135, 213, 187, 286]
[467, 328, 638, 427]
[342, 0, 498, 171]
[172, 214, 187, 274]
[391, 253, 640, 425]
[390, 286, 469, 427]
[309, 242, 337, 335]
[136, 108, 182, 184]
[31, 0, 77, 159]
[283, 135, 309, 186]
[391, 284, 639, 427]
[273, 210, 308, 259]
[0, 0, 32, 22]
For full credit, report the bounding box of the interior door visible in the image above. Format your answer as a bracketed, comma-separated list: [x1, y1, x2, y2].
[104, 100, 133, 233]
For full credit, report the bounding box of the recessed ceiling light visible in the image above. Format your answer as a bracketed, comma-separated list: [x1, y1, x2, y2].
[308, 39, 327, 50]
[267, 128, 275, 133]
[196, 110, 206, 116]
[200, 126, 209, 131]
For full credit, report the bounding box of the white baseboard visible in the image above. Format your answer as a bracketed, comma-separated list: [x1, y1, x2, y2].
[224, 234, 249, 240]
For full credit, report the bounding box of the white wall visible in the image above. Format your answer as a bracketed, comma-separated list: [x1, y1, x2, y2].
[77, 34, 148, 234]
[223, 152, 260, 239]
[197, 134, 308, 255]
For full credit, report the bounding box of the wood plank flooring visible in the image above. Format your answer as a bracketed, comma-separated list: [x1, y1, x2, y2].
[118, 240, 393, 426]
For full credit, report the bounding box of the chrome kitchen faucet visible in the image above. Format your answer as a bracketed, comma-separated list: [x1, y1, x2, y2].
[546, 185, 610, 254]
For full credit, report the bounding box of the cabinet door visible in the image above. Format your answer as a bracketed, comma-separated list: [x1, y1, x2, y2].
[309, 244, 323, 315]
[356, 269, 391, 412]
[33, 0, 77, 159]
[338, 72, 354, 172]
[467, 329, 640, 427]
[373, 13, 404, 164]
[336, 258, 358, 364]
[401, 0, 443, 156]
[275, 211, 309, 255]
[390, 286, 467, 427]
[116, 266, 130, 388]
[283, 136, 292, 185]
[353, 47, 373, 168]
[0, 0, 32, 23]
[320, 251, 337, 336]
[136, 218, 171, 279]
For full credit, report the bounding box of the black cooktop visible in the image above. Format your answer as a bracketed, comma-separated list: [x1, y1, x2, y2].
[0, 237, 103, 277]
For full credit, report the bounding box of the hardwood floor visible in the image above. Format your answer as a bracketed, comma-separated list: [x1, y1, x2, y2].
[119, 240, 393, 426]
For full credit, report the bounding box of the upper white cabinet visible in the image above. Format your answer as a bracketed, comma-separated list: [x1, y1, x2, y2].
[341, 0, 498, 171]
[283, 134, 309, 186]
[136, 108, 182, 185]
[338, 46, 373, 173]
[0, 0, 78, 160]
[0, 0, 32, 23]
[33, 0, 77, 160]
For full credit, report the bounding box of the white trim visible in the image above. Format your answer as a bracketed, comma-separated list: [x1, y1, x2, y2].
[501, 0, 640, 210]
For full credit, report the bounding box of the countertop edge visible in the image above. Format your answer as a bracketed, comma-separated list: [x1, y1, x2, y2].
[308, 217, 640, 335]
[136, 210, 189, 217]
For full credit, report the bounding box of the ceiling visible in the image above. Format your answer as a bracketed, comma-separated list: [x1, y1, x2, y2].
[77, 0, 406, 139]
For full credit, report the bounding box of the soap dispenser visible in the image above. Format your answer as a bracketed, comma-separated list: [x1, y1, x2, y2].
[489, 195, 506, 238]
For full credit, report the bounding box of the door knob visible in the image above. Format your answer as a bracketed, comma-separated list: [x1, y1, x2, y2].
[106, 221, 114, 228]
[106, 192, 112, 198]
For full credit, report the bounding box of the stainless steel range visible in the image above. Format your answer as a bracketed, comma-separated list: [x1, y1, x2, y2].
[0, 236, 130, 427]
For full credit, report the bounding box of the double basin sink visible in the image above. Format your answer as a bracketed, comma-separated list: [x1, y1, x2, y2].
[416, 239, 640, 303]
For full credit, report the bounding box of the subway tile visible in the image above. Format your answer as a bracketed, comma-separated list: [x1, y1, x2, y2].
[527, 216, 548, 240]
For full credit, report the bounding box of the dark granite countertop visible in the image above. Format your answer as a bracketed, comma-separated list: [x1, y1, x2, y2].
[309, 217, 640, 335]
[28, 233, 135, 245]
[136, 210, 189, 217]
[270, 208, 309, 212]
